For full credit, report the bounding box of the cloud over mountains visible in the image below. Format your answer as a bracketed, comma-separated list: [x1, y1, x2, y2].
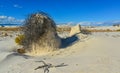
[0, 15, 120, 26]
[0, 15, 24, 24]
[77, 21, 120, 26]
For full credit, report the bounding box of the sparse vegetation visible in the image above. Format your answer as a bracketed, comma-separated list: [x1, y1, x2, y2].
[57, 26, 71, 32]
[81, 29, 91, 34]
[2, 32, 8, 36]
[113, 24, 120, 27]
[85, 29, 114, 32]
[1, 26, 120, 32]
[116, 29, 120, 31]
[0, 27, 21, 31]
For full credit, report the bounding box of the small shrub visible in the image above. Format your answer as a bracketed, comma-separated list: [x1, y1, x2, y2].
[2, 32, 8, 36]
[81, 29, 91, 34]
[116, 29, 120, 31]
[15, 35, 25, 45]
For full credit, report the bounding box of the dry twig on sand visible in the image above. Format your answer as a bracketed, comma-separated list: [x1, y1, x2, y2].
[34, 60, 68, 73]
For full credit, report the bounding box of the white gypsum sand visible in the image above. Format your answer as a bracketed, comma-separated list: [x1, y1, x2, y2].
[0, 30, 120, 73]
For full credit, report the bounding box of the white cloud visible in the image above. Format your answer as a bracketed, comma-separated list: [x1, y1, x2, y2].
[77, 21, 120, 26]
[8, 16, 15, 20]
[0, 16, 7, 19]
[60, 21, 120, 26]
[77, 21, 106, 26]
[66, 22, 74, 25]
[95, 22, 104, 24]
[0, 15, 24, 24]
[13, 4, 22, 8]
[78, 21, 93, 26]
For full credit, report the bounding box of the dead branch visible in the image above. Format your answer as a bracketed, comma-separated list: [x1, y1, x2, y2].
[34, 60, 68, 73]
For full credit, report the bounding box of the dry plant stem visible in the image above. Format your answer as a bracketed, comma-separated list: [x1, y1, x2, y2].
[35, 60, 68, 73]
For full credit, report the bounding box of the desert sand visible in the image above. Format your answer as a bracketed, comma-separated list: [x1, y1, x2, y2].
[0, 28, 120, 73]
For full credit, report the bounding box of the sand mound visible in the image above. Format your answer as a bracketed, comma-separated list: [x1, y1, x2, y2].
[69, 24, 81, 36]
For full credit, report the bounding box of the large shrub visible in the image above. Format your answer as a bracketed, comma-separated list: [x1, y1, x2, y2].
[22, 12, 61, 54]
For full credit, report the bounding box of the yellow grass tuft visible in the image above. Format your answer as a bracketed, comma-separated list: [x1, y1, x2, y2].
[15, 35, 25, 45]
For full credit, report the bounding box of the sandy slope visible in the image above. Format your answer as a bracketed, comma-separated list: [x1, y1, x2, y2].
[0, 32, 120, 73]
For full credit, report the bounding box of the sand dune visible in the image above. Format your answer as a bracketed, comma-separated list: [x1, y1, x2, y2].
[0, 31, 120, 73]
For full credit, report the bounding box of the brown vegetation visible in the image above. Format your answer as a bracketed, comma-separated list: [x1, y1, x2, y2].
[86, 29, 115, 32]
[0, 27, 21, 31]
[116, 29, 120, 31]
[1, 26, 120, 32]
[0, 27, 71, 32]
[57, 26, 71, 32]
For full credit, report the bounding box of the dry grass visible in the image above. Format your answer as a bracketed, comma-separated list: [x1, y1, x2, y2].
[0, 27, 71, 32]
[116, 29, 120, 31]
[0, 27, 21, 31]
[57, 26, 71, 32]
[87, 29, 114, 32]
[86, 29, 120, 32]
[0, 26, 120, 32]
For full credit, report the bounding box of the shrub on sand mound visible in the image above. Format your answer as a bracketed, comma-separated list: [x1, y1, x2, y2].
[22, 12, 61, 55]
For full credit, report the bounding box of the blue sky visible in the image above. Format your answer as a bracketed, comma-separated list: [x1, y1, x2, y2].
[0, 0, 120, 25]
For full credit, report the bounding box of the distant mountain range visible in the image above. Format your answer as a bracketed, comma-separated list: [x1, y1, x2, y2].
[0, 24, 23, 27]
[1, 21, 120, 27]
[59, 21, 120, 26]
[93, 21, 120, 26]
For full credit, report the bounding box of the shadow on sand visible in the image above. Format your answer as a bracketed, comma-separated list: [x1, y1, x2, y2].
[5, 53, 30, 59]
[61, 35, 79, 48]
